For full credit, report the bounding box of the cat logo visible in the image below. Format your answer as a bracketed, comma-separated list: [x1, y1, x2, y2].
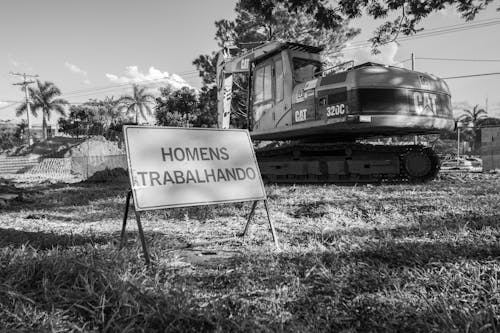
[240, 58, 250, 70]
[413, 91, 437, 115]
[295, 109, 307, 122]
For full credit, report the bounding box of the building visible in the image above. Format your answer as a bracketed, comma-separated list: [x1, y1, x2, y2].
[481, 126, 500, 171]
[30, 125, 57, 139]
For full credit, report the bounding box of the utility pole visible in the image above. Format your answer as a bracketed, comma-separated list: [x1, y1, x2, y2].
[10, 72, 38, 145]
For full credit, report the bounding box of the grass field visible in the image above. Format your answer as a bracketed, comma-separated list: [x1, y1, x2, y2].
[0, 173, 499, 332]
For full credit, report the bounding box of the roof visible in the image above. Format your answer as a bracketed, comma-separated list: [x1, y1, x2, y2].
[220, 41, 323, 74]
[280, 42, 323, 54]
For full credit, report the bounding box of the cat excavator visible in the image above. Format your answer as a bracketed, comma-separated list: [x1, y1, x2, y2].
[216, 41, 454, 183]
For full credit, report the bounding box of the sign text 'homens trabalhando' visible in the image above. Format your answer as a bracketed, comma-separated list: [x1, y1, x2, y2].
[124, 126, 266, 210]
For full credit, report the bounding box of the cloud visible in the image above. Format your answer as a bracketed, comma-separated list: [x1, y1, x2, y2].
[452, 101, 473, 118]
[105, 66, 191, 90]
[64, 61, 91, 84]
[342, 42, 403, 67]
[8, 54, 33, 71]
[452, 101, 473, 111]
[64, 61, 88, 76]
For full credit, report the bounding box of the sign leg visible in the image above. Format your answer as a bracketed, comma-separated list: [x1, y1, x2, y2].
[263, 200, 280, 250]
[134, 210, 151, 266]
[239, 200, 258, 237]
[120, 190, 132, 249]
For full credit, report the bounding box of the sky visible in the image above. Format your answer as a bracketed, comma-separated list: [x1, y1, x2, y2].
[1, 0, 499, 125]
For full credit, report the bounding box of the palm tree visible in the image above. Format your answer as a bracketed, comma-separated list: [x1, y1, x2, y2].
[102, 96, 122, 126]
[117, 85, 156, 124]
[87, 96, 121, 128]
[458, 104, 487, 127]
[16, 80, 68, 140]
[458, 104, 487, 154]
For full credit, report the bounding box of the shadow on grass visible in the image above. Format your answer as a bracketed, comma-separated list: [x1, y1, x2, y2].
[0, 246, 218, 332]
[343, 238, 500, 269]
[276, 237, 500, 332]
[4, 181, 129, 212]
[4, 181, 250, 225]
[288, 208, 500, 241]
[0, 227, 110, 250]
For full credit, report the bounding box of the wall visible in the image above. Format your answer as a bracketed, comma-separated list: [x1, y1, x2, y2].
[481, 126, 500, 171]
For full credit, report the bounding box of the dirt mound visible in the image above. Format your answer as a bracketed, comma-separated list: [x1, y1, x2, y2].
[83, 167, 129, 183]
[4, 137, 84, 158]
[64, 136, 125, 157]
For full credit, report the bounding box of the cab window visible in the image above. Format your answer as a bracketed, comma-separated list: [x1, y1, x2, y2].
[275, 59, 284, 102]
[293, 58, 321, 83]
[254, 64, 272, 104]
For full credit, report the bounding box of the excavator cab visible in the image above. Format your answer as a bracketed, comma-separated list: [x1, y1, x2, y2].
[217, 42, 323, 133]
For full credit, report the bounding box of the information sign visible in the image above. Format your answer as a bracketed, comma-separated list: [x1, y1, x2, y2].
[123, 126, 266, 211]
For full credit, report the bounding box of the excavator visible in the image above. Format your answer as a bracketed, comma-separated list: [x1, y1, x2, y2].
[216, 41, 455, 183]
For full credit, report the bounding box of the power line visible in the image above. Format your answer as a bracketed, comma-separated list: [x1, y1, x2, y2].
[417, 57, 500, 62]
[0, 101, 21, 111]
[72, 21, 500, 99]
[443, 72, 500, 80]
[59, 73, 201, 100]
[332, 18, 500, 55]
[349, 18, 500, 48]
[5, 19, 499, 104]
[38, 19, 500, 101]
[62, 74, 200, 98]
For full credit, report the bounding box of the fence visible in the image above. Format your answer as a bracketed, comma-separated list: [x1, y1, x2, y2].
[0, 154, 128, 179]
[0, 128, 129, 179]
[0, 156, 40, 174]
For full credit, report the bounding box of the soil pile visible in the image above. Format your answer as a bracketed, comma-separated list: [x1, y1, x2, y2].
[83, 168, 129, 183]
[64, 136, 125, 157]
[2, 137, 83, 158]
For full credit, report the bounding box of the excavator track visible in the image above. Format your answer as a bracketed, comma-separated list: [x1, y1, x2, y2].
[256, 142, 440, 184]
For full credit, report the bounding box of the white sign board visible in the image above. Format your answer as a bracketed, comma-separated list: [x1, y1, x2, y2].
[124, 126, 266, 211]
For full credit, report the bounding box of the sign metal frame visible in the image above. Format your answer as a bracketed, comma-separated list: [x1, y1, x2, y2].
[119, 126, 279, 265]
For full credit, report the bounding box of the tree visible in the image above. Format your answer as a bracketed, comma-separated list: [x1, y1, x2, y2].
[117, 85, 155, 124]
[16, 80, 68, 140]
[57, 104, 104, 138]
[155, 87, 199, 127]
[0, 121, 24, 150]
[193, 86, 218, 128]
[457, 104, 488, 154]
[240, 0, 498, 52]
[86, 96, 124, 128]
[214, 1, 359, 64]
[192, 54, 218, 87]
[458, 104, 488, 127]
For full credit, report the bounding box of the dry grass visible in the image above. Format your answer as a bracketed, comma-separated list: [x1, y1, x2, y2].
[0, 173, 499, 332]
